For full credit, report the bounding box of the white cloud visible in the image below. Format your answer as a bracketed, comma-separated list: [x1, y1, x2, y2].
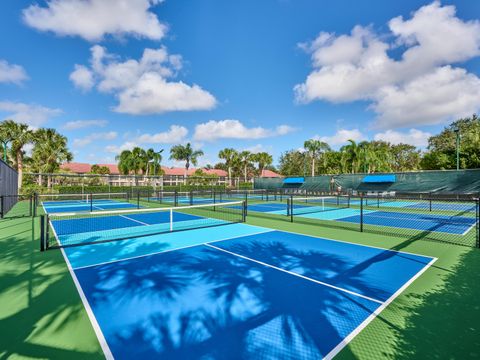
[244, 144, 273, 154]
[105, 141, 137, 154]
[0, 60, 28, 85]
[295, 2, 480, 129]
[136, 125, 188, 144]
[374, 129, 431, 148]
[73, 131, 117, 147]
[63, 119, 108, 130]
[317, 129, 365, 146]
[69, 65, 94, 91]
[70, 45, 217, 114]
[22, 0, 166, 42]
[0, 101, 62, 127]
[194, 120, 296, 142]
[372, 66, 480, 128]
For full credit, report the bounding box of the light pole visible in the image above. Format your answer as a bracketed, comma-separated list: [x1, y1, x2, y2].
[453, 128, 460, 170]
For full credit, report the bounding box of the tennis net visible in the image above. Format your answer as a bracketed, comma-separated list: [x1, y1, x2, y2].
[287, 195, 350, 217]
[36, 192, 135, 213]
[40, 200, 246, 250]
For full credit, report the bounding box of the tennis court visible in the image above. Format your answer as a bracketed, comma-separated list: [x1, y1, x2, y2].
[44, 202, 435, 359]
[39, 193, 139, 213]
[241, 196, 477, 236]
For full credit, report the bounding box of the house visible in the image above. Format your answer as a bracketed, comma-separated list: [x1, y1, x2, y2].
[59, 163, 280, 186]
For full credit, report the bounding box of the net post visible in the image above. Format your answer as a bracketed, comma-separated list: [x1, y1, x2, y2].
[169, 209, 173, 232]
[45, 214, 50, 248]
[189, 190, 193, 206]
[174, 190, 178, 207]
[360, 195, 364, 232]
[40, 215, 45, 251]
[29, 195, 33, 217]
[429, 197, 432, 212]
[476, 198, 479, 248]
[90, 193, 93, 212]
[377, 193, 380, 208]
[137, 191, 140, 209]
[289, 195, 293, 222]
[242, 200, 247, 222]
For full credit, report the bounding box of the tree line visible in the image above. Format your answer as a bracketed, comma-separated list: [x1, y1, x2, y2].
[279, 115, 480, 176]
[0, 114, 478, 190]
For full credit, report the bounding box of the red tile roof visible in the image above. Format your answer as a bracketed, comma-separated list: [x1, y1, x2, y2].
[61, 163, 228, 177]
[260, 169, 282, 178]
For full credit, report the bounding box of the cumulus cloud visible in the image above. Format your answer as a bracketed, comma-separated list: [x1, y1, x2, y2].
[0, 60, 28, 85]
[69, 65, 95, 91]
[295, 2, 480, 128]
[194, 120, 296, 142]
[317, 128, 365, 146]
[105, 141, 137, 154]
[374, 128, 431, 148]
[63, 119, 108, 130]
[0, 101, 62, 127]
[136, 125, 188, 144]
[22, 0, 166, 42]
[73, 131, 117, 147]
[70, 45, 217, 114]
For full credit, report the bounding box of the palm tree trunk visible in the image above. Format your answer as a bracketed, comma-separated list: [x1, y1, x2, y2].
[47, 175, 52, 189]
[16, 150, 23, 190]
[244, 165, 247, 182]
[311, 158, 315, 177]
[38, 174, 42, 187]
[228, 167, 232, 186]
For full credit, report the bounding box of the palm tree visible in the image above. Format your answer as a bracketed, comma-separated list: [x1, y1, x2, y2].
[239, 151, 255, 182]
[341, 139, 361, 174]
[170, 143, 204, 182]
[145, 148, 163, 176]
[32, 128, 72, 188]
[304, 139, 330, 176]
[0, 120, 34, 189]
[218, 148, 238, 186]
[116, 150, 134, 175]
[254, 152, 273, 176]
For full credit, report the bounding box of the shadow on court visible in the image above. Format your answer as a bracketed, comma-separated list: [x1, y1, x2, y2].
[0, 216, 103, 359]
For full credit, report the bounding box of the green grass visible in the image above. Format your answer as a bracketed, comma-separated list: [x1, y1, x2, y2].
[1, 200, 480, 358]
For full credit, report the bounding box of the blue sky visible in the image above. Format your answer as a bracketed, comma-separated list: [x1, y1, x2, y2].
[0, 0, 479, 167]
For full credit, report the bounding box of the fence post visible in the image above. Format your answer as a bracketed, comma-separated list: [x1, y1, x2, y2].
[0, 195, 3, 218]
[289, 195, 293, 223]
[360, 195, 364, 232]
[40, 215, 45, 251]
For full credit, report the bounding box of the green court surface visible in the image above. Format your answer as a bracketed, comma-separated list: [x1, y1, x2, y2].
[1, 200, 480, 359]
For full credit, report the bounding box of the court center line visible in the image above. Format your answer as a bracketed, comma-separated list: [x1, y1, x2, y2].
[119, 214, 150, 226]
[205, 243, 384, 305]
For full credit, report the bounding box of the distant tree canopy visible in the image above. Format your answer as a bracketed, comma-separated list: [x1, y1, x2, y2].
[90, 164, 110, 175]
[421, 114, 480, 170]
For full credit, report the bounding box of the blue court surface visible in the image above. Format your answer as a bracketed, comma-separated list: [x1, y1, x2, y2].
[240, 203, 476, 235]
[43, 199, 139, 213]
[57, 221, 436, 359]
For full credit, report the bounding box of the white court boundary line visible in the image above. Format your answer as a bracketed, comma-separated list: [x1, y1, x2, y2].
[324, 256, 437, 359]
[49, 222, 114, 359]
[205, 243, 383, 304]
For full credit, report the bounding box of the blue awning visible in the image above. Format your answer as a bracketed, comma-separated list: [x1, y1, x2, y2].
[283, 177, 305, 184]
[362, 174, 396, 183]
